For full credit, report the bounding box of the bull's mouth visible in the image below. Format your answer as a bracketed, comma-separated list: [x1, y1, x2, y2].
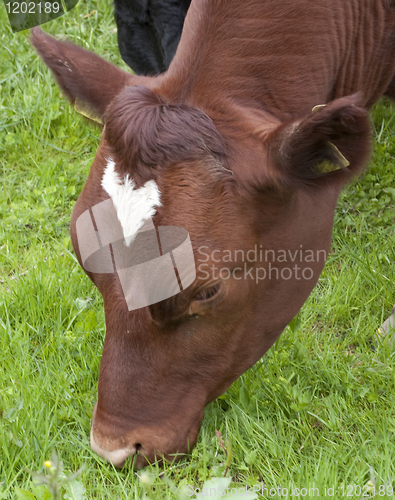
[90, 427, 187, 469]
[90, 426, 138, 467]
[90, 402, 204, 468]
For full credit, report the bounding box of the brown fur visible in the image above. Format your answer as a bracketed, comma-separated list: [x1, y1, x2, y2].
[105, 85, 227, 183]
[30, 0, 395, 468]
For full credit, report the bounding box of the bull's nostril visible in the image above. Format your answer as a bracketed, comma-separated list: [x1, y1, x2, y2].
[135, 443, 143, 452]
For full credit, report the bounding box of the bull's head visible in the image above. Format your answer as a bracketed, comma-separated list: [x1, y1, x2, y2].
[31, 27, 371, 468]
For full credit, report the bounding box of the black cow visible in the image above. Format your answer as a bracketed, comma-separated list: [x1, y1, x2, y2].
[113, 0, 191, 75]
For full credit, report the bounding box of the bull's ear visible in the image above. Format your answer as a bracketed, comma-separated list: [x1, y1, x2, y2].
[30, 28, 146, 121]
[267, 95, 372, 189]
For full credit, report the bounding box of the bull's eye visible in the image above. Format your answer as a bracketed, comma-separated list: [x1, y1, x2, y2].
[193, 282, 222, 302]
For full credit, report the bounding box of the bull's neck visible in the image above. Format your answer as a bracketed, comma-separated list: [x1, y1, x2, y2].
[157, 0, 394, 120]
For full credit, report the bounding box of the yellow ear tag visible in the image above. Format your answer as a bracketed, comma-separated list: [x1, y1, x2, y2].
[74, 98, 103, 124]
[312, 104, 327, 113]
[328, 142, 350, 168]
[315, 142, 350, 173]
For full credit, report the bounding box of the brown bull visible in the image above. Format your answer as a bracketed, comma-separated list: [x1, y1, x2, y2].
[31, 0, 395, 468]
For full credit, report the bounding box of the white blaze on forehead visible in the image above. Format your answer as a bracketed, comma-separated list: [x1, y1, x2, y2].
[101, 159, 161, 246]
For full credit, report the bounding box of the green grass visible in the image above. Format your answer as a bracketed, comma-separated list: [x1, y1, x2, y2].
[1, 1, 395, 498]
